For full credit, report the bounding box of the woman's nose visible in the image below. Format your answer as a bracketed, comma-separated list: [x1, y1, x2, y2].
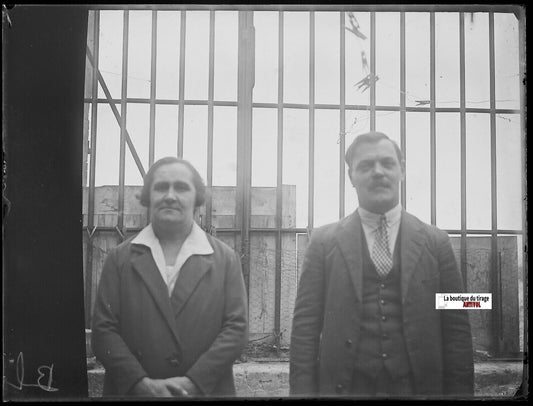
[164, 187, 178, 201]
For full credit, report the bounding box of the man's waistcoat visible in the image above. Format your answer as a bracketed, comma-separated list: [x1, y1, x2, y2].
[353, 233, 411, 379]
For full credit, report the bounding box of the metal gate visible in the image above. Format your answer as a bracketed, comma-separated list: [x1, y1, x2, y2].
[83, 5, 526, 357]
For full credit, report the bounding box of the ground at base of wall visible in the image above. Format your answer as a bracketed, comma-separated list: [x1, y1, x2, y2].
[237, 340, 290, 362]
[87, 358, 524, 399]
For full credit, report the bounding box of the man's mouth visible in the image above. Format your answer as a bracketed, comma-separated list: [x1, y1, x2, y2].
[371, 184, 389, 191]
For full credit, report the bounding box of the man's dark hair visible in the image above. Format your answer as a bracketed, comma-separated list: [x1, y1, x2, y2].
[140, 157, 206, 208]
[345, 131, 404, 171]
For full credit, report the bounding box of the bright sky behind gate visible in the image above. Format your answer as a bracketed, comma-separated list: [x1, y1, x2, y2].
[86, 9, 523, 231]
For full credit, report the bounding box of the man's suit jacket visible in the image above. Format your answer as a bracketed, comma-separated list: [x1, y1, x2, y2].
[92, 232, 248, 397]
[290, 210, 474, 397]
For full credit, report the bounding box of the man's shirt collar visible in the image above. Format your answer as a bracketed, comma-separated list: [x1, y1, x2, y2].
[358, 203, 402, 230]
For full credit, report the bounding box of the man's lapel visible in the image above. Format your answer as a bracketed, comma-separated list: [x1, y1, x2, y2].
[170, 255, 213, 317]
[130, 245, 183, 348]
[400, 211, 426, 303]
[335, 211, 364, 302]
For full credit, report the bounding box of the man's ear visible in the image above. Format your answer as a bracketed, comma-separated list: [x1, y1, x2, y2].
[348, 167, 356, 187]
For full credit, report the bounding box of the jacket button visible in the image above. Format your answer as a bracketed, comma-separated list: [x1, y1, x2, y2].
[336, 384, 344, 393]
[345, 339, 353, 348]
[380, 299, 386, 305]
[382, 353, 388, 359]
[167, 355, 180, 367]
[381, 315, 387, 321]
[380, 284, 386, 289]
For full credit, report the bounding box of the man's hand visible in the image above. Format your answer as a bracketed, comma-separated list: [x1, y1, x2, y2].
[130, 376, 200, 397]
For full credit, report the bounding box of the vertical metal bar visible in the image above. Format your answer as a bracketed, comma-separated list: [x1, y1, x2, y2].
[149, 10, 157, 167]
[274, 10, 284, 348]
[85, 10, 100, 327]
[178, 11, 186, 157]
[370, 12, 376, 131]
[400, 12, 406, 209]
[206, 10, 215, 231]
[498, 251, 503, 341]
[518, 9, 527, 363]
[236, 10, 254, 294]
[118, 10, 129, 235]
[459, 13, 467, 289]
[308, 11, 315, 230]
[430, 12, 437, 225]
[236, 12, 246, 291]
[339, 12, 346, 219]
[489, 11, 501, 357]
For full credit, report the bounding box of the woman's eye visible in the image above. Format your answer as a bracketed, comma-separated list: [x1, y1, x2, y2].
[174, 182, 190, 191]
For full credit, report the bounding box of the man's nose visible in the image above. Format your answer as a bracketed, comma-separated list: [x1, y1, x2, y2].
[372, 162, 385, 175]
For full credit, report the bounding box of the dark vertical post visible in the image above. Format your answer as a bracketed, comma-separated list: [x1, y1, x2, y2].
[4, 5, 89, 397]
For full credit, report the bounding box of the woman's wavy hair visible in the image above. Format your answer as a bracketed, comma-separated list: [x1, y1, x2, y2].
[139, 157, 206, 208]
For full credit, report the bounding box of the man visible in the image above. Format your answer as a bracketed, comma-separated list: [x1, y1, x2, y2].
[92, 157, 248, 397]
[290, 132, 474, 397]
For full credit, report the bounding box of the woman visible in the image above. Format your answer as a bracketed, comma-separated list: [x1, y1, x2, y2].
[92, 157, 248, 397]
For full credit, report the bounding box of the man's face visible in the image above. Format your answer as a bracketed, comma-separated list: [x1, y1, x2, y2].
[348, 139, 405, 214]
[149, 162, 197, 230]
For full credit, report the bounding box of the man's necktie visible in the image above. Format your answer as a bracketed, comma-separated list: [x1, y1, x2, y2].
[372, 215, 393, 278]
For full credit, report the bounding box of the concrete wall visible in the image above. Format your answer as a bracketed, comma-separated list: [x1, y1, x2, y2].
[449, 236, 520, 355]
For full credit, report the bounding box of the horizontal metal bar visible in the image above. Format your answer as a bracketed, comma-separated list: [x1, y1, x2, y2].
[249, 102, 521, 115]
[85, 226, 523, 236]
[88, 5, 522, 13]
[443, 230, 524, 235]
[85, 98, 238, 106]
[85, 98, 520, 116]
